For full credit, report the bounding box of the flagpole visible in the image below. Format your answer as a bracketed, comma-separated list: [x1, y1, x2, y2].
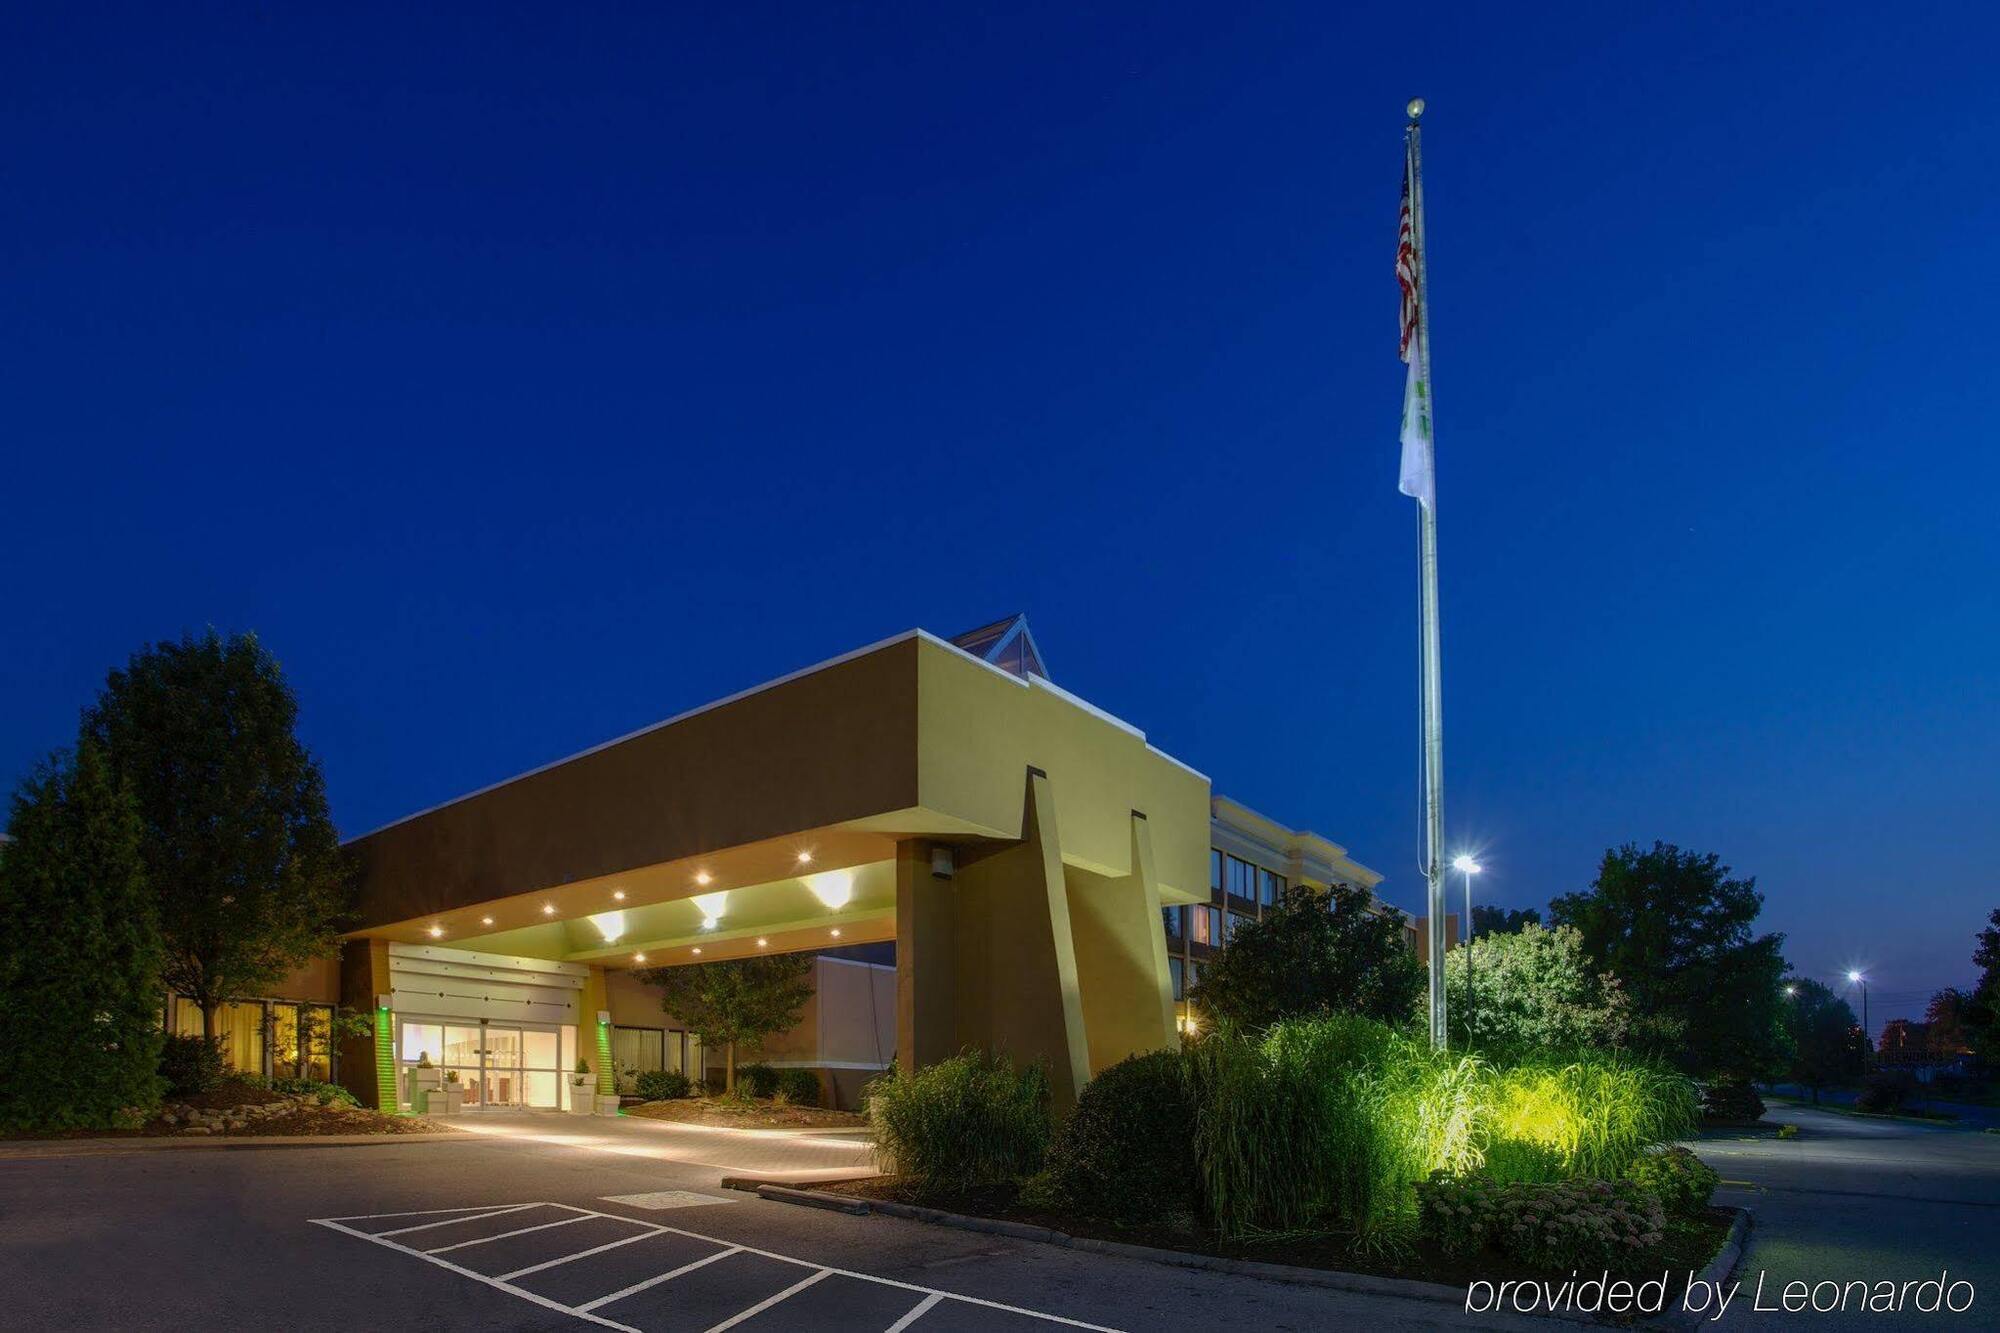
[1407, 98, 1448, 1050]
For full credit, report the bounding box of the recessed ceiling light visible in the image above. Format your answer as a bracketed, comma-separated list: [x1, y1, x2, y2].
[427, 925, 443, 938]
[634, 952, 647, 963]
[695, 870, 712, 886]
[830, 928, 842, 938]
[691, 947, 702, 955]
[797, 850, 813, 864]
[542, 904, 556, 916]
[613, 890, 626, 901]
[480, 916, 494, 926]
[756, 937, 769, 948]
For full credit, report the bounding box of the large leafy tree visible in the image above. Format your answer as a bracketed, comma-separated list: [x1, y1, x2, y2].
[1969, 909, 2000, 1069]
[1189, 882, 1422, 1031]
[82, 631, 347, 1041]
[1550, 842, 1788, 1078]
[1441, 922, 1636, 1057]
[1471, 904, 1542, 936]
[1781, 977, 1863, 1103]
[0, 741, 165, 1130]
[640, 954, 814, 1093]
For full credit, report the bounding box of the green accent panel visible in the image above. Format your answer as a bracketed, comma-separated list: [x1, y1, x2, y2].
[595, 1021, 615, 1103]
[374, 1008, 395, 1112]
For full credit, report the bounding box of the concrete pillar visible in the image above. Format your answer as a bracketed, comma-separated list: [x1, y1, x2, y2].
[896, 837, 956, 1074]
[1066, 812, 1178, 1072]
[582, 965, 614, 1099]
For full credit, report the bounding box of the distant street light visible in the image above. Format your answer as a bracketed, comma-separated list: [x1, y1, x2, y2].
[1452, 856, 1482, 1044]
[1784, 984, 1798, 998]
[1847, 970, 1870, 1064]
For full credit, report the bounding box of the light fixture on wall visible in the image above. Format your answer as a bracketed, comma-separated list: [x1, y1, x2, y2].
[692, 891, 728, 931]
[805, 868, 853, 911]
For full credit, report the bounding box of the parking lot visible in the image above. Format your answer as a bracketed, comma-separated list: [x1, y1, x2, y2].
[314, 1198, 1116, 1332]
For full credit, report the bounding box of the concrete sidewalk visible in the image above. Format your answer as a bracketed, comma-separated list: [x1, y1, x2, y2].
[434, 1111, 881, 1181]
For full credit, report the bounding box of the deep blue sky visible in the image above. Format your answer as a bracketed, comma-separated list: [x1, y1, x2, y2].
[6, 4, 1996, 1031]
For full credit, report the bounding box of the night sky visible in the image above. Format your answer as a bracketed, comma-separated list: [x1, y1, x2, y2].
[6, 5, 1996, 1033]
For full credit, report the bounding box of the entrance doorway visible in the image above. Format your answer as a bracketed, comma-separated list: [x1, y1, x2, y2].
[398, 1018, 574, 1110]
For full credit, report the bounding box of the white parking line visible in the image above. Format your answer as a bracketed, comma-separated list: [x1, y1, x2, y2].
[426, 1211, 595, 1254]
[573, 1245, 743, 1313]
[705, 1268, 829, 1332]
[313, 1200, 1122, 1331]
[374, 1201, 542, 1237]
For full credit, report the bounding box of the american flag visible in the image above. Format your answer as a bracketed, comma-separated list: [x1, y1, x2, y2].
[1397, 142, 1419, 364]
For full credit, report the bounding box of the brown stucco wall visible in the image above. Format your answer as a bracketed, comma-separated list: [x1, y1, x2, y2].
[346, 638, 922, 929]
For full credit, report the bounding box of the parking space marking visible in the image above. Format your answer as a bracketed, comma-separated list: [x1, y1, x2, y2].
[375, 1201, 542, 1237]
[499, 1227, 667, 1281]
[313, 1200, 1123, 1332]
[427, 1211, 596, 1254]
[572, 1245, 744, 1313]
[601, 1190, 735, 1210]
[706, 1268, 830, 1332]
[887, 1292, 947, 1333]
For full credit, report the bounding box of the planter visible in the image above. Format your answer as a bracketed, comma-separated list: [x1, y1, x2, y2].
[430, 1085, 465, 1115]
[407, 1066, 443, 1111]
[568, 1086, 595, 1116]
[595, 1093, 621, 1116]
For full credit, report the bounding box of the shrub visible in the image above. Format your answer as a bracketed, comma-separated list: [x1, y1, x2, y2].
[739, 1063, 780, 1099]
[1776, 1123, 1799, 1140]
[1491, 1179, 1664, 1270]
[1700, 1078, 1766, 1123]
[635, 1069, 692, 1101]
[1415, 1171, 1505, 1256]
[268, 1076, 356, 1107]
[1485, 1055, 1698, 1183]
[1625, 1146, 1718, 1215]
[1418, 1174, 1666, 1270]
[1028, 1051, 1196, 1223]
[1856, 1070, 1916, 1113]
[159, 1035, 225, 1098]
[775, 1068, 821, 1107]
[868, 1052, 1051, 1197]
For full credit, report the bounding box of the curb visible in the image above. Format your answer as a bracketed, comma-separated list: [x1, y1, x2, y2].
[1649, 1207, 1753, 1333]
[0, 1130, 466, 1157]
[752, 1183, 1753, 1325]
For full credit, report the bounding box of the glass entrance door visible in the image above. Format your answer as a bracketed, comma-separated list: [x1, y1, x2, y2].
[442, 1024, 484, 1108]
[482, 1027, 523, 1108]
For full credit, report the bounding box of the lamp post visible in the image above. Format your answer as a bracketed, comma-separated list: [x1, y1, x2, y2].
[1452, 855, 1481, 1046]
[1848, 970, 1869, 1065]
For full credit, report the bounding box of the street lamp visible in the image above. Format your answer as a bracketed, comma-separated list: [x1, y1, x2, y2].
[1847, 970, 1869, 1064]
[1452, 856, 1482, 1043]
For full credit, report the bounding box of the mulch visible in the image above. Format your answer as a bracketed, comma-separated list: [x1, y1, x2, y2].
[621, 1097, 869, 1131]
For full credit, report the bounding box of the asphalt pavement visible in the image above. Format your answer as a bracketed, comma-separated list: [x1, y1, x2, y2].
[1695, 1103, 2000, 1328]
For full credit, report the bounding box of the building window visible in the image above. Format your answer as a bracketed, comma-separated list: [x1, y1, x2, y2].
[1226, 910, 1252, 942]
[1162, 906, 1183, 939]
[1169, 958, 1185, 1001]
[1190, 904, 1223, 946]
[1260, 869, 1285, 907]
[1226, 855, 1262, 901]
[1210, 849, 1223, 894]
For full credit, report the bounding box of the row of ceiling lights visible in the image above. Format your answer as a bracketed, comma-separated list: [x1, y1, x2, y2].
[424, 848, 822, 943]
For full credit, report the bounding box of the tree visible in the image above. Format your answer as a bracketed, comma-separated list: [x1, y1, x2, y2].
[1189, 882, 1422, 1031]
[1969, 909, 2000, 1069]
[639, 954, 814, 1093]
[1441, 922, 1636, 1056]
[0, 741, 164, 1130]
[1781, 977, 1863, 1103]
[82, 631, 347, 1042]
[1471, 904, 1542, 936]
[1550, 842, 1788, 1078]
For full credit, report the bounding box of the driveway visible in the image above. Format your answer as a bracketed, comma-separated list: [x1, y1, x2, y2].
[1694, 1104, 2000, 1327]
[0, 1113, 1533, 1331]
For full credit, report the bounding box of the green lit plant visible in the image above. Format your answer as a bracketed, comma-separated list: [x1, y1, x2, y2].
[867, 1052, 1051, 1198]
[1624, 1145, 1718, 1215]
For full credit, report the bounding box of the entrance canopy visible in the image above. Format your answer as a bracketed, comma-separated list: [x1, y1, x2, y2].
[344, 629, 1211, 971]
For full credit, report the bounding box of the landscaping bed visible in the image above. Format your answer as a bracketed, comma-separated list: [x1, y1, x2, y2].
[623, 1097, 868, 1131]
[3, 1082, 448, 1140]
[815, 1175, 1734, 1291]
